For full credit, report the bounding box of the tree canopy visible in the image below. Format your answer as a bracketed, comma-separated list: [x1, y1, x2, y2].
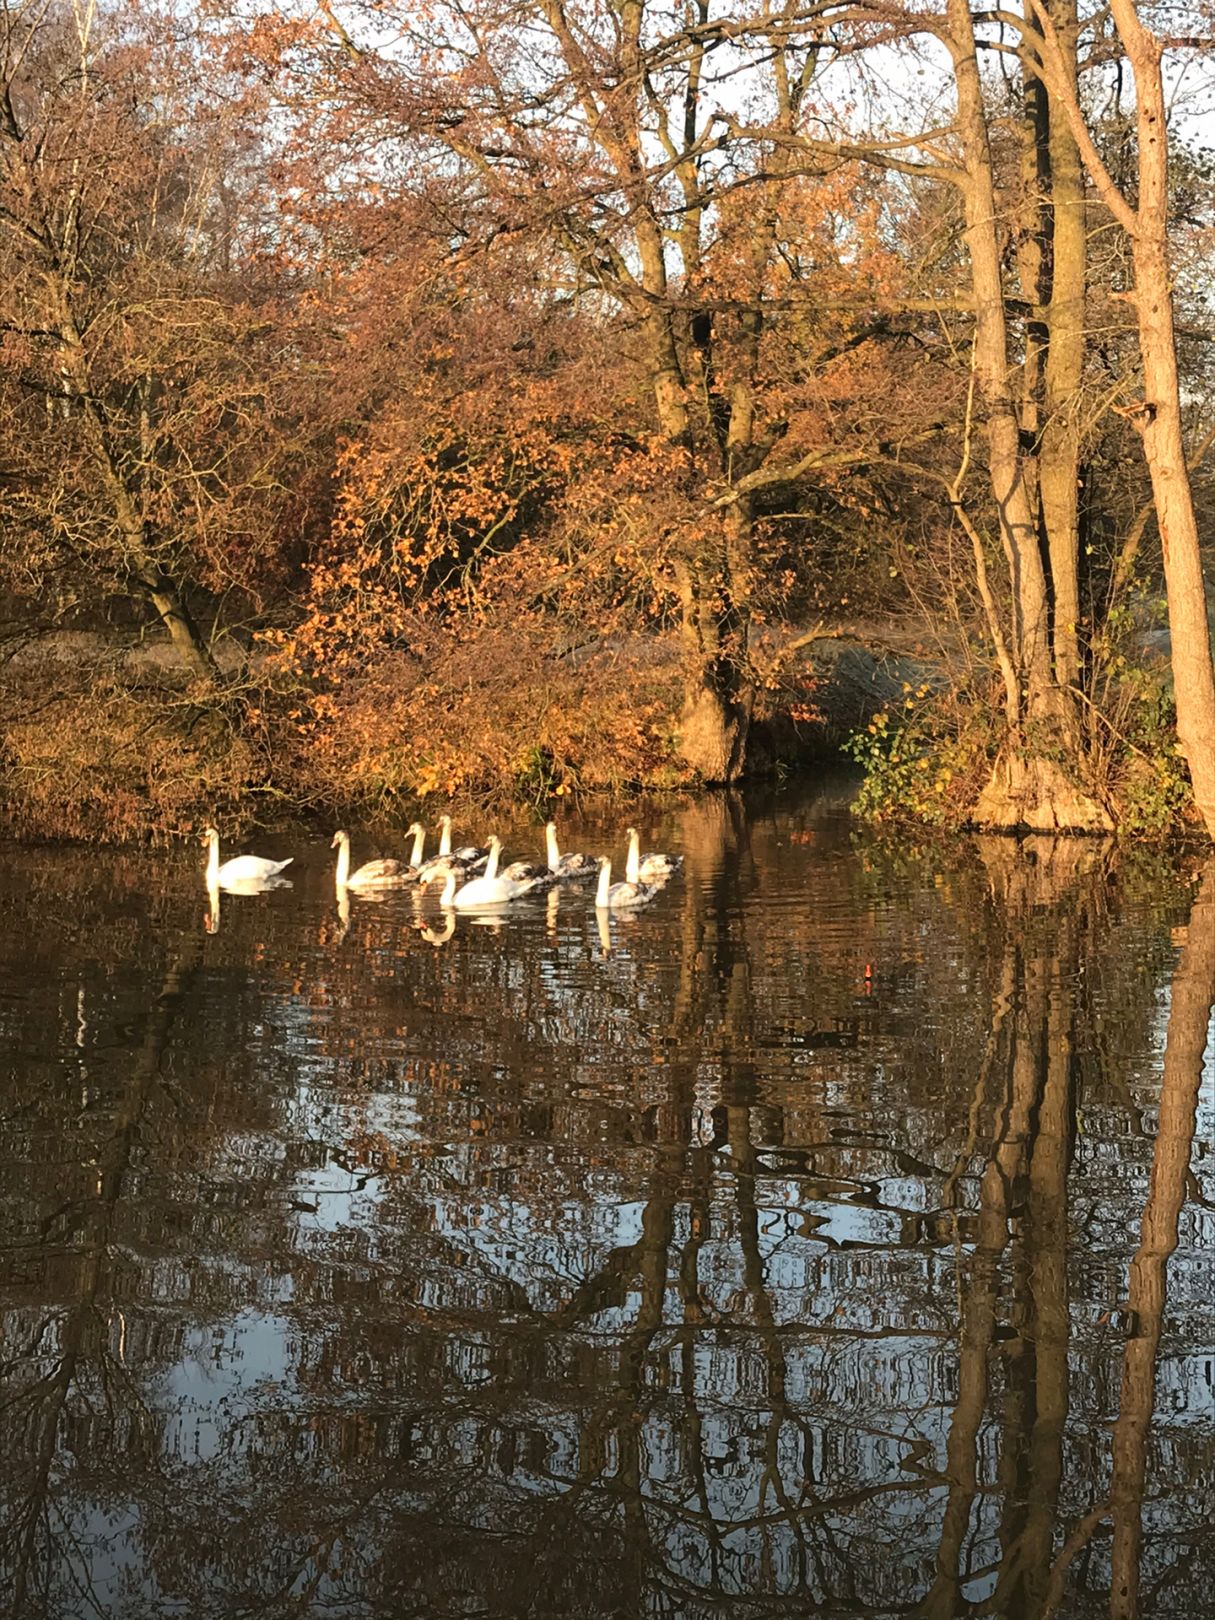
[2, 0, 1214, 838]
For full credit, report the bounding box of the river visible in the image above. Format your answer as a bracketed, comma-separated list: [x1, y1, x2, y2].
[1, 782, 1213, 1618]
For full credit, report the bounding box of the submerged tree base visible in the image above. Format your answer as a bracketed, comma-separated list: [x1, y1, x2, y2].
[973, 747, 1115, 834]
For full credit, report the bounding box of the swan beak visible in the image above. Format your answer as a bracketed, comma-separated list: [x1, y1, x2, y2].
[330, 832, 341, 848]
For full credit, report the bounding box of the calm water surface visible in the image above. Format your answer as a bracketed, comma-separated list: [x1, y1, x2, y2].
[2, 785, 1213, 1620]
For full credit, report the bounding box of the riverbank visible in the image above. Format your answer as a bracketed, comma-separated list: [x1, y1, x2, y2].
[3, 608, 1188, 843]
[0, 620, 947, 843]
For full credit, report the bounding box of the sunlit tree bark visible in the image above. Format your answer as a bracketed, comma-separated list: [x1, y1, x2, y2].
[1034, 0, 1215, 839]
[945, 0, 1110, 830]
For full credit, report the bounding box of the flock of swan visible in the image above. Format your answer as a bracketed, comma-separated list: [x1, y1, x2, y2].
[201, 817, 683, 912]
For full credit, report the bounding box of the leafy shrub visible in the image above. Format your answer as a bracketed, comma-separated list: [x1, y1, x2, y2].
[844, 684, 993, 827]
[1104, 665, 1193, 836]
[275, 614, 691, 817]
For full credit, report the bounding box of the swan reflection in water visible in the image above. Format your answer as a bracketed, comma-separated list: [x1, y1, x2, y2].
[417, 913, 456, 947]
[203, 873, 293, 934]
[408, 878, 619, 956]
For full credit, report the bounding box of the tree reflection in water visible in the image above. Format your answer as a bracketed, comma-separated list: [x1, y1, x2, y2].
[0, 800, 1212, 1619]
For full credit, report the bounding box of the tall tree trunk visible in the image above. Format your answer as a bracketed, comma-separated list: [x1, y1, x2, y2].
[1038, 0, 1215, 837]
[1038, 0, 1086, 693]
[948, 0, 1052, 704]
[639, 282, 752, 783]
[948, 0, 1111, 830]
[1107, 0, 1215, 838]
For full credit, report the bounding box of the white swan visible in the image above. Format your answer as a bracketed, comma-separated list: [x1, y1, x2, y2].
[625, 827, 683, 886]
[430, 836, 548, 908]
[332, 829, 414, 890]
[595, 855, 657, 910]
[202, 826, 292, 889]
[545, 821, 597, 880]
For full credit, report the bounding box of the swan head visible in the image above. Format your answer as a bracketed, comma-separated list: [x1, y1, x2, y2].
[405, 821, 424, 837]
[201, 825, 219, 845]
[331, 830, 349, 850]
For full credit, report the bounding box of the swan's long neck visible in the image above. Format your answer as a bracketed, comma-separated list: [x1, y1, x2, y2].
[438, 870, 457, 906]
[409, 826, 426, 866]
[546, 823, 560, 868]
[596, 858, 611, 907]
[484, 838, 501, 881]
[205, 831, 220, 884]
[625, 830, 641, 886]
[334, 833, 351, 888]
[438, 816, 453, 857]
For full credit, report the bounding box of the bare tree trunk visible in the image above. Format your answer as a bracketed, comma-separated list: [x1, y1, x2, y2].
[1111, 5, 1215, 838]
[675, 509, 752, 783]
[948, 0, 1052, 703]
[635, 256, 751, 782]
[948, 0, 1111, 831]
[1036, 0, 1215, 837]
[1038, 0, 1086, 692]
[135, 567, 216, 678]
